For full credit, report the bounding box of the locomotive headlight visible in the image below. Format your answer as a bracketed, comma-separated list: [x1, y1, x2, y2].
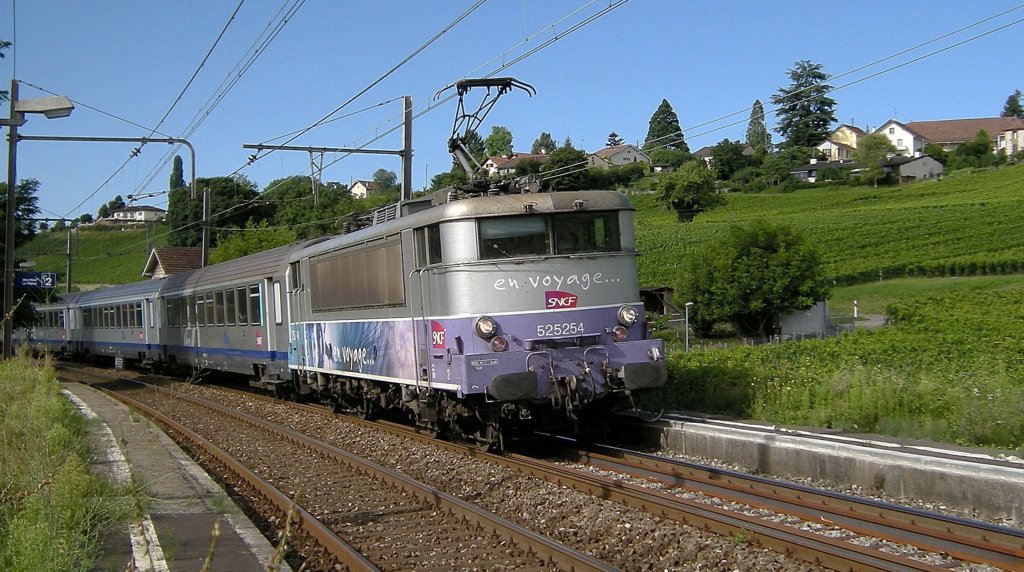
[611, 326, 629, 342]
[474, 315, 498, 339]
[617, 305, 639, 326]
[490, 336, 509, 352]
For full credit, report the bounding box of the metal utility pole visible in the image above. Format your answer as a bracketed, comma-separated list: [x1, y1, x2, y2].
[65, 230, 72, 293]
[201, 187, 211, 267]
[2, 80, 75, 358]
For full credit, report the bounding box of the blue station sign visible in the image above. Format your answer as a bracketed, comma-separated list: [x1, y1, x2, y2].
[15, 271, 58, 288]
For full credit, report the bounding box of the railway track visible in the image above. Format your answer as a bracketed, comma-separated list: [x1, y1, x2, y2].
[60, 369, 613, 571]
[60, 365, 1023, 570]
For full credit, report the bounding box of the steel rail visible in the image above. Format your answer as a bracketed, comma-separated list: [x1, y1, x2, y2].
[565, 442, 1024, 571]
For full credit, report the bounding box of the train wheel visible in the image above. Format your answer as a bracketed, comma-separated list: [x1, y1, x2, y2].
[474, 423, 501, 452]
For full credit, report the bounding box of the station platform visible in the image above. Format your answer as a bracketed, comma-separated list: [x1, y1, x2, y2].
[62, 383, 291, 572]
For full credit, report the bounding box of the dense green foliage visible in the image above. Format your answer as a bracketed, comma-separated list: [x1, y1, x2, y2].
[1001, 89, 1022, 118]
[167, 175, 268, 247]
[770, 60, 837, 148]
[209, 220, 298, 264]
[655, 161, 721, 221]
[642, 99, 689, 153]
[745, 99, 771, 149]
[634, 163, 1024, 287]
[0, 359, 126, 569]
[484, 125, 514, 157]
[660, 285, 1024, 450]
[680, 222, 828, 337]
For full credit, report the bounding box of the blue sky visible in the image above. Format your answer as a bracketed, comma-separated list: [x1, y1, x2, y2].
[3, 1, 1023, 222]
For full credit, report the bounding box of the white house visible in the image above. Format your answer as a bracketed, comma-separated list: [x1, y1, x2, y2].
[875, 117, 1024, 156]
[349, 180, 376, 199]
[482, 152, 549, 177]
[815, 124, 866, 161]
[111, 206, 166, 223]
[586, 144, 650, 169]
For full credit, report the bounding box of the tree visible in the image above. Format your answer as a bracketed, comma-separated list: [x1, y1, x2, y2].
[1001, 89, 1023, 119]
[680, 221, 828, 338]
[947, 129, 995, 171]
[745, 99, 772, 150]
[209, 220, 298, 264]
[484, 125, 514, 157]
[760, 147, 814, 187]
[656, 161, 722, 221]
[97, 203, 109, 219]
[708, 139, 752, 181]
[0, 178, 42, 328]
[541, 146, 588, 191]
[169, 155, 186, 190]
[264, 175, 356, 239]
[531, 132, 557, 154]
[79, 213, 94, 224]
[852, 133, 896, 187]
[922, 143, 948, 165]
[372, 168, 398, 193]
[606, 131, 624, 147]
[770, 60, 837, 148]
[648, 148, 691, 168]
[643, 99, 689, 153]
[167, 175, 267, 247]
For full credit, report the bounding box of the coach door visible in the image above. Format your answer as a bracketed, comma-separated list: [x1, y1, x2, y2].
[286, 261, 306, 368]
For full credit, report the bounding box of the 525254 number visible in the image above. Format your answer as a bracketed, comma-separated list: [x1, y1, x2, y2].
[536, 322, 584, 337]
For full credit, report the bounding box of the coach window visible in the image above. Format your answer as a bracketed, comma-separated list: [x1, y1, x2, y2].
[225, 290, 236, 326]
[205, 292, 215, 326]
[185, 295, 195, 326]
[115, 305, 123, 329]
[196, 294, 206, 327]
[273, 281, 283, 325]
[236, 287, 248, 325]
[248, 284, 262, 325]
[215, 290, 226, 326]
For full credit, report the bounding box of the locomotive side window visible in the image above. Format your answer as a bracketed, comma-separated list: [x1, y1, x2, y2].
[478, 215, 550, 260]
[310, 236, 405, 311]
[414, 224, 443, 268]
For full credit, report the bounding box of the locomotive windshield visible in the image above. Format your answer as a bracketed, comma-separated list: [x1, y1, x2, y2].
[478, 211, 621, 260]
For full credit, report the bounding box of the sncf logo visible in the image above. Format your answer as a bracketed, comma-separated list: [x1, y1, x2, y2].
[545, 290, 578, 309]
[430, 321, 446, 348]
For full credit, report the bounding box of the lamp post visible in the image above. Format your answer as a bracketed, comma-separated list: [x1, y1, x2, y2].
[684, 301, 694, 353]
[2, 80, 74, 358]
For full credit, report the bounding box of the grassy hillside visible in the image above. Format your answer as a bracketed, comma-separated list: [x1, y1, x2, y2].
[17, 224, 169, 290]
[634, 163, 1024, 288]
[659, 277, 1024, 451]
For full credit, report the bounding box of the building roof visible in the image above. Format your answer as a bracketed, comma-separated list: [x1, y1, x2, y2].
[486, 152, 549, 170]
[591, 144, 642, 158]
[904, 117, 1024, 144]
[817, 140, 856, 151]
[884, 154, 939, 167]
[142, 246, 203, 277]
[113, 205, 166, 213]
[791, 160, 852, 173]
[835, 124, 867, 136]
[692, 146, 714, 159]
